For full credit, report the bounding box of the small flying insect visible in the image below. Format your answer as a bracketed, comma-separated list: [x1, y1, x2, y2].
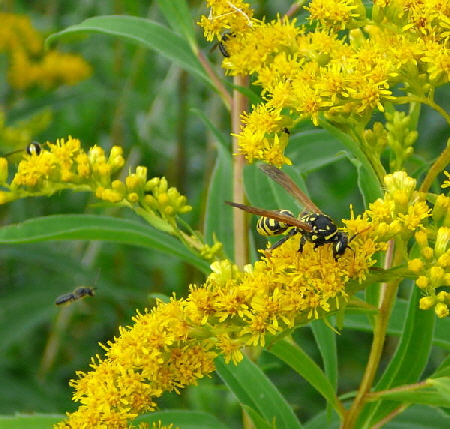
[55, 286, 96, 306]
[210, 32, 234, 58]
[2, 141, 43, 158]
[218, 32, 233, 57]
[226, 164, 356, 260]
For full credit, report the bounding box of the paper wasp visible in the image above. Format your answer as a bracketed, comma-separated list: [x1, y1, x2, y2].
[55, 286, 96, 306]
[226, 164, 354, 260]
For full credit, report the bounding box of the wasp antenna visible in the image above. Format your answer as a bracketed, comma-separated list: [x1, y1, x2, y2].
[349, 226, 371, 243]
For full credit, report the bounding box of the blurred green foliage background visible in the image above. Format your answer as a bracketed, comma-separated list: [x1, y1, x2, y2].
[0, 1, 449, 427]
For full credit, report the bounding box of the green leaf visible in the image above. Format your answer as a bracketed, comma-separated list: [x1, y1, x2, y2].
[156, 0, 196, 49]
[204, 141, 234, 259]
[46, 15, 210, 84]
[361, 284, 435, 427]
[242, 405, 275, 429]
[429, 377, 450, 399]
[192, 107, 234, 258]
[286, 130, 348, 174]
[318, 119, 382, 205]
[191, 107, 231, 152]
[223, 80, 262, 106]
[0, 415, 64, 429]
[0, 214, 210, 273]
[367, 380, 450, 408]
[353, 156, 382, 209]
[387, 404, 450, 428]
[343, 296, 450, 349]
[303, 409, 340, 429]
[269, 338, 342, 416]
[375, 286, 435, 389]
[215, 355, 303, 429]
[311, 319, 338, 419]
[432, 355, 450, 378]
[135, 410, 229, 429]
[244, 163, 308, 214]
[304, 404, 450, 429]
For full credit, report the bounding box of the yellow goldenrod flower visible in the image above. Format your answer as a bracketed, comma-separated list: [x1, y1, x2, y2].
[199, 240, 223, 260]
[408, 258, 424, 274]
[305, 0, 367, 31]
[0, 13, 42, 55]
[421, 246, 435, 260]
[198, 0, 254, 42]
[200, 1, 450, 166]
[366, 171, 430, 241]
[0, 13, 91, 90]
[429, 266, 445, 287]
[416, 276, 429, 289]
[432, 194, 450, 225]
[415, 230, 429, 248]
[437, 291, 450, 303]
[435, 227, 450, 256]
[434, 302, 449, 318]
[419, 296, 434, 310]
[437, 252, 450, 268]
[442, 171, 450, 189]
[0, 157, 8, 184]
[405, 196, 450, 316]
[236, 104, 293, 166]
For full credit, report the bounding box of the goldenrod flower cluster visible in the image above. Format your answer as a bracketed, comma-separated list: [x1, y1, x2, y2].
[56, 207, 382, 427]
[0, 13, 91, 90]
[0, 137, 122, 202]
[199, 0, 450, 166]
[0, 137, 193, 232]
[198, 0, 254, 41]
[143, 176, 192, 220]
[409, 192, 450, 318]
[365, 171, 430, 242]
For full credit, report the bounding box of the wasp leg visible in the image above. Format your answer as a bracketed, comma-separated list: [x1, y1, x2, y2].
[269, 228, 298, 251]
[298, 235, 307, 253]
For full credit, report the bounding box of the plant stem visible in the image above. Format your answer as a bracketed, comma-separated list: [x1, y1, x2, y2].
[420, 138, 450, 193]
[370, 404, 407, 429]
[197, 50, 232, 110]
[285, 1, 307, 17]
[395, 95, 450, 126]
[232, 76, 249, 269]
[342, 239, 401, 428]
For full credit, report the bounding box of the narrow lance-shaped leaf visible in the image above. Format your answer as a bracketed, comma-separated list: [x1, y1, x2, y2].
[46, 15, 211, 85]
[215, 355, 303, 429]
[0, 214, 210, 273]
[269, 338, 343, 417]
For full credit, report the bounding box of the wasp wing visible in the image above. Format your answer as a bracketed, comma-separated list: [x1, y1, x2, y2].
[225, 201, 312, 232]
[3, 142, 42, 158]
[55, 292, 75, 306]
[2, 148, 23, 157]
[258, 164, 323, 215]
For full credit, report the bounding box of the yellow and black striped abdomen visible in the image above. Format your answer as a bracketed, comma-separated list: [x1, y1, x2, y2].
[256, 210, 295, 236]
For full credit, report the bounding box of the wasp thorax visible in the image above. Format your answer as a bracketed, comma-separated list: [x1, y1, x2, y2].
[309, 214, 338, 236]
